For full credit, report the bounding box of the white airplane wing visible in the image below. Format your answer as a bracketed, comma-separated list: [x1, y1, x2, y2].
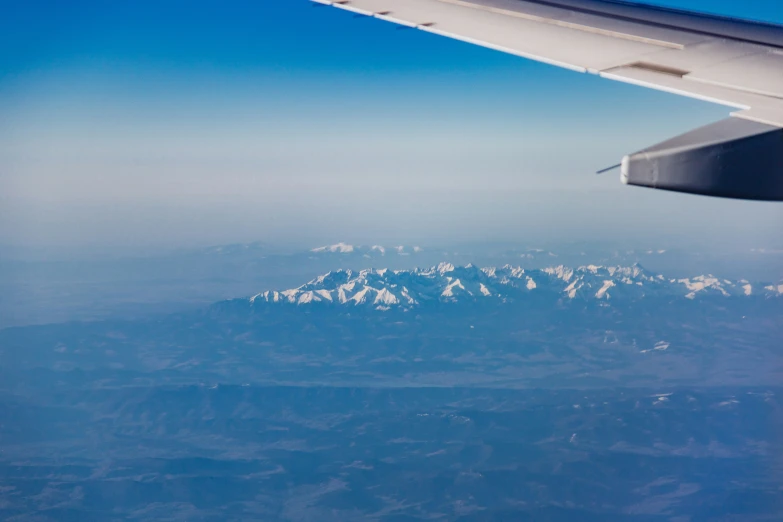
[314, 0, 783, 200]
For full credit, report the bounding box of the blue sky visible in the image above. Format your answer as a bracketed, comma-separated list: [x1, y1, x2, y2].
[1, 0, 782, 250]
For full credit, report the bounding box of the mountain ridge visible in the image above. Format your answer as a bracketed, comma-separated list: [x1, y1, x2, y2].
[242, 263, 783, 310]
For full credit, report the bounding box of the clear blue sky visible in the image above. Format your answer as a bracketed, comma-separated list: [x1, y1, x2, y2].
[1, 0, 782, 250]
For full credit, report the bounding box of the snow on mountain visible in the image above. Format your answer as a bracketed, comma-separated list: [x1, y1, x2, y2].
[247, 264, 782, 310]
[309, 243, 423, 256]
[764, 283, 783, 295]
[311, 242, 355, 253]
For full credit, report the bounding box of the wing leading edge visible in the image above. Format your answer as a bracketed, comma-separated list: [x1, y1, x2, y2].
[315, 0, 783, 201]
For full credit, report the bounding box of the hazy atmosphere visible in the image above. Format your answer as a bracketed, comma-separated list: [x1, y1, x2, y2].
[2, 0, 782, 252]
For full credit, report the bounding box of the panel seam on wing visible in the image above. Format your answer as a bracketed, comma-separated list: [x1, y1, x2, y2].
[435, 0, 684, 49]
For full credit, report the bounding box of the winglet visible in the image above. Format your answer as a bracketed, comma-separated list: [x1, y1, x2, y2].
[621, 118, 783, 201]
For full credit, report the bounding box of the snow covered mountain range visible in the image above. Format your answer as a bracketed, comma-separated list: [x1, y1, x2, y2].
[248, 263, 783, 310]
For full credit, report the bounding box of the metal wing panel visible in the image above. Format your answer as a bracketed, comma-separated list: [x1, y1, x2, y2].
[620, 40, 764, 73]
[419, 2, 675, 71]
[329, 0, 678, 72]
[687, 51, 783, 99]
[598, 65, 754, 108]
[439, 0, 708, 48]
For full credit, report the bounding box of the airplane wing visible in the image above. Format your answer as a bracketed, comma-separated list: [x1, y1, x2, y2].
[313, 0, 783, 200]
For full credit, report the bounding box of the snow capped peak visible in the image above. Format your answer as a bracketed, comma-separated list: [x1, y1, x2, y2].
[677, 275, 731, 299]
[442, 279, 468, 298]
[595, 280, 615, 299]
[244, 264, 782, 310]
[544, 265, 574, 282]
[311, 242, 354, 253]
[764, 283, 783, 295]
[374, 288, 399, 305]
[437, 262, 455, 274]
